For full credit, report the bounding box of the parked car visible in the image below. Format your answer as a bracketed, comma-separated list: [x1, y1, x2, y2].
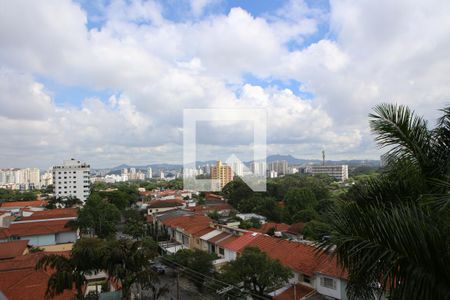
[150, 263, 166, 274]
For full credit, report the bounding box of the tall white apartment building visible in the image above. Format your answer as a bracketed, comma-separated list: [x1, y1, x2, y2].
[40, 168, 53, 187]
[0, 168, 40, 189]
[230, 161, 244, 177]
[53, 159, 90, 203]
[305, 165, 349, 182]
[251, 161, 267, 177]
[147, 167, 153, 179]
[269, 160, 288, 176]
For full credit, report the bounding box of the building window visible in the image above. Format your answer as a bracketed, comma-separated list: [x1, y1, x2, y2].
[320, 277, 336, 290]
[303, 275, 311, 284]
[219, 247, 224, 255]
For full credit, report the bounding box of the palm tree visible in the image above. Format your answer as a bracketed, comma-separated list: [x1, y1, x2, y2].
[102, 238, 159, 299]
[323, 103, 450, 300]
[36, 238, 104, 299]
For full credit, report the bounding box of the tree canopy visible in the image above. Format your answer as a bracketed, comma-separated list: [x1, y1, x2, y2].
[323, 103, 450, 300]
[220, 247, 292, 296]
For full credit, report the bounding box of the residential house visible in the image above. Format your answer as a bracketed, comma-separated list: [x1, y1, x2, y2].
[0, 251, 76, 300]
[0, 240, 29, 260]
[0, 208, 78, 250]
[160, 214, 212, 250]
[249, 222, 290, 235]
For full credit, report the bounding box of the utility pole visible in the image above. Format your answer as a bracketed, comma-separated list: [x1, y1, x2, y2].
[293, 283, 297, 299]
[177, 271, 181, 300]
[322, 149, 325, 166]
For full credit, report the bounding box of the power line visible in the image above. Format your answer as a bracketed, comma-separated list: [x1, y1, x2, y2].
[159, 256, 268, 300]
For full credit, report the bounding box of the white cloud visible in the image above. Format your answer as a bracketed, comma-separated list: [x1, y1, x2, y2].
[0, 0, 449, 168]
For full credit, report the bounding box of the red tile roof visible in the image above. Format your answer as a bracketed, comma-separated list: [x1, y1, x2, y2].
[207, 232, 231, 244]
[0, 240, 29, 260]
[17, 208, 77, 221]
[189, 203, 232, 213]
[0, 220, 74, 239]
[0, 200, 47, 208]
[273, 283, 315, 300]
[204, 193, 224, 201]
[224, 232, 261, 252]
[216, 235, 239, 248]
[148, 199, 184, 208]
[192, 227, 215, 238]
[0, 251, 75, 300]
[287, 223, 305, 234]
[161, 215, 211, 235]
[249, 222, 290, 234]
[246, 235, 347, 279]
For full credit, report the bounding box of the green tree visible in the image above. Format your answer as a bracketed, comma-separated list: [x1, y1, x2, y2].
[46, 196, 83, 209]
[36, 238, 105, 299]
[291, 208, 318, 223]
[166, 249, 216, 291]
[237, 196, 259, 213]
[102, 238, 159, 299]
[220, 247, 292, 296]
[222, 177, 253, 208]
[323, 104, 450, 300]
[207, 210, 220, 221]
[253, 196, 282, 222]
[123, 209, 147, 240]
[285, 187, 317, 215]
[76, 193, 121, 238]
[239, 217, 262, 229]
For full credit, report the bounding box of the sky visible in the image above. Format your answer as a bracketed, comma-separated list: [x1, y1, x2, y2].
[1, 0, 450, 169]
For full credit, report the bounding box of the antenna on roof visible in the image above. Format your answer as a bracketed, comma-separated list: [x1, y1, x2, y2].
[322, 149, 325, 166]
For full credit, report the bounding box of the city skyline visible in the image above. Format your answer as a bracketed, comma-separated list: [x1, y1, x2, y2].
[1, 1, 449, 168]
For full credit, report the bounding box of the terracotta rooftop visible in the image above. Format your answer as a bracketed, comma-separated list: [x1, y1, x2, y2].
[0, 240, 29, 260]
[247, 235, 347, 279]
[17, 208, 77, 221]
[250, 222, 290, 234]
[204, 193, 224, 201]
[189, 203, 232, 213]
[273, 283, 315, 300]
[0, 219, 74, 239]
[148, 199, 184, 208]
[207, 232, 231, 244]
[224, 232, 261, 252]
[216, 235, 239, 248]
[192, 227, 215, 238]
[0, 251, 75, 300]
[161, 215, 211, 235]
[287, 222, 306, 234]
[0, 200, 47, 208]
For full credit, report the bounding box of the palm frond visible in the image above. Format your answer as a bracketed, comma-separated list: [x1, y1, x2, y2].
[323, 202, 450, 300]
[369, 103, 434, 176]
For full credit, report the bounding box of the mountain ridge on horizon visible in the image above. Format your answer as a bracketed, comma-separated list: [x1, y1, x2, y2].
[96, 154, 380, 173]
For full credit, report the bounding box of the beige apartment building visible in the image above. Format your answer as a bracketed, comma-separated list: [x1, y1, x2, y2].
[210, 160, 234, 190]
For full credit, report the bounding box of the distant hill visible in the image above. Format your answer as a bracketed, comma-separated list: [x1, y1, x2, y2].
[92, 155, 380, 175]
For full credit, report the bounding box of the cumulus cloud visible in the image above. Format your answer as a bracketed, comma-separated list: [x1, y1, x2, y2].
[0, 0, 449, 168]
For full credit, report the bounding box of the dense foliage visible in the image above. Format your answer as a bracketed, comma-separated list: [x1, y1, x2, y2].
[220, 247, 292, 296]
[324, 103, 450, 300]
[36, 237, 159, 299]
[222, 174, 338, 239]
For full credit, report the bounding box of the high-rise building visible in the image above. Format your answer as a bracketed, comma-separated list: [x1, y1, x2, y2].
[251, 161, 267, 177]
[53, 159, 90, 203]
[147, 167, 153, 179]
[210, 160, 233, 190]
[305, 165, 349, 182]
[40, 168, 53, 187]
[0, 168, 40, 189]
[230, 161, 244, 177]
[269, 160, 288, 176]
